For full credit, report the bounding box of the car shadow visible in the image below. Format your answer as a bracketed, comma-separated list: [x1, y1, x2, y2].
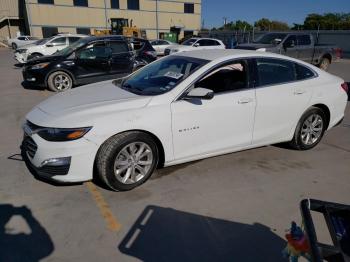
[118, 205, 286, 262]
[21, 81, 45, 91]
[0, 204, 54, 262]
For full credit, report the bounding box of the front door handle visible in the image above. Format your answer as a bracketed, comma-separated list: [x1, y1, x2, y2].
[294, 89, 306, 95]
[238, 98, 253, 104]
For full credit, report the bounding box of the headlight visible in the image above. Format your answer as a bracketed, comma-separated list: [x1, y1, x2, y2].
[31, 62, 50, 70]
[256, 48, 266, 52]
[37, 127, 92, 142]
[17, 49, 27, 53]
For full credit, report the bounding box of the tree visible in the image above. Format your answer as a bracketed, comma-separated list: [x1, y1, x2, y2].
[254, 18, 290, 31]
[303, 13, 350, 30]
[217, 20, 253, 31]
[270, 20, 290, 30]
[254, 18, 271, 31]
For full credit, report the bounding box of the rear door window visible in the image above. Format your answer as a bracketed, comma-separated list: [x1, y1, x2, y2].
[50, 37, 67, 46]
[68, 37, 81, 44]
[109, 41, 129, 53]
[256, 58, 296, 86]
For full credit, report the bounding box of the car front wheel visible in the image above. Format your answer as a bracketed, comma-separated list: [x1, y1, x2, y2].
[47, 71, 73, 92]
[96, 131, 159, 191]
[12, 43, 17, 49]
[289, 107, 326, 150]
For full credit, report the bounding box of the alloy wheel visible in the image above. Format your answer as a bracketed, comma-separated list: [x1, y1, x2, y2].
[113, 142, 153, 185]
[300, 114, 324, 145]
[53, 74, 71, 91]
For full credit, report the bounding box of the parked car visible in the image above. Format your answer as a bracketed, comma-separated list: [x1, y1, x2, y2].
[164, 38, 225, 55]
[22, 35, 149, 92]
[14, 33, 87, 63]
[8, 35, 40, 49]
[128, 37, 157, 64]
[150, 39, 176, 55]
[235, 33, 336, 70]
[21, 50, 348, 191]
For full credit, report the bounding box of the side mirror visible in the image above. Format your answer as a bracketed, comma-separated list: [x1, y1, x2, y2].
[185, 87, 214, 100]
[193, 43, 200, 47]
[46, 43, 53, 47]
[272, 38, 282, 45]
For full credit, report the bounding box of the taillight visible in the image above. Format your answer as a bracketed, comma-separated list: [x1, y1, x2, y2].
[144, 51, 157, 58]
[341, 82, 349, 93]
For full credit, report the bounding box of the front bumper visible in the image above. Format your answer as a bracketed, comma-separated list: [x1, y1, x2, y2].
[22, 66, 47, 87]
[14, 52, 28, 63]
[21, 132, 99, 183]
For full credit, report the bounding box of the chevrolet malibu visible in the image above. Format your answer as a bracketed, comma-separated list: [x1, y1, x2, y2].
[21, 50, 348, 191]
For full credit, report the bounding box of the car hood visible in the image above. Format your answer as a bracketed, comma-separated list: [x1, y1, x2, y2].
[27, 80, 152, 127]
[235, 43, 275, 50]
[167, 44, 193, 51]
[25, 55, 64, 65]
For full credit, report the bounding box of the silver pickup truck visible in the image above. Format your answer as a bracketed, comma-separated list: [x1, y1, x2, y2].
[235, 33, 336, 70]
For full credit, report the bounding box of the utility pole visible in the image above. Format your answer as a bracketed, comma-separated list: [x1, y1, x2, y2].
[223, 17, 228, 27]
[156, 0, 159, 39]
[104, 0, 108, 29]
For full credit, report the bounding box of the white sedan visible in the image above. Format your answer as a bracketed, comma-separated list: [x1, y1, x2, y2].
[22, 50, 348, 191]
[164, 37, 225, 55]
[8, 35, 39, 49]
[150, 39, 176, 56]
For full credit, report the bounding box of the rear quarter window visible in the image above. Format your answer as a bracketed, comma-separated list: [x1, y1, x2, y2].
[295, 63, 316, 80]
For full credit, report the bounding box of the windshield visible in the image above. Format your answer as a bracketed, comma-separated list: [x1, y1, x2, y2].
[54, 38, 88, 56]
[253, 33, 287, 44]
[182, 38, 198, 46]
[116, 56, 208, 96]
[35, 37, 54, 45]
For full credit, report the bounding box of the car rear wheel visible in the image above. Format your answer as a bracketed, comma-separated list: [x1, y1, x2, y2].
[47, 71, 73, 92]
[289, 107, 326, 150]
[96, 131, 159, 191]
[11, 43, 17, 49]
[319, 57, 330, 71]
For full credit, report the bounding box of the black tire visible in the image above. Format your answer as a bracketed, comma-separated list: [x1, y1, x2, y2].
[96, 131, 159, 191]
[27, 53, 43, 61]
[289, 107, 327, 150]
[12, 43, 17, 50]
[47, 71, 73, 92]
[319, 57, 330, 71]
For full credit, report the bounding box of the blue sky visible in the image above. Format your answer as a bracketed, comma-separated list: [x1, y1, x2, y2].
[202, 0, 350, 28]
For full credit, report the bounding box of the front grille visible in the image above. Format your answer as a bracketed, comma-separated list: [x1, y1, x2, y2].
[22, 136, 37, 158]
[40, 165, 70, 176]
[164, 49, 170, 56]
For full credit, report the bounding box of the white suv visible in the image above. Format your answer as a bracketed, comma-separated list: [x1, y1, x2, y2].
[164, 38, 225, 55]
[14, 34, 88, 63]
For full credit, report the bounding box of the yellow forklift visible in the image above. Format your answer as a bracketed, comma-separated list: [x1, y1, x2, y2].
[94, 18, 146, 39]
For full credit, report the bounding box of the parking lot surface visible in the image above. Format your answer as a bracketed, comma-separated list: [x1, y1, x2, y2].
[0, 48, 349, 261]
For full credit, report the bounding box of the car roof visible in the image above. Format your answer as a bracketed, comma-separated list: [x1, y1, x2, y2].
[174, 49, 297, 61]
[81, 35, 126, 42]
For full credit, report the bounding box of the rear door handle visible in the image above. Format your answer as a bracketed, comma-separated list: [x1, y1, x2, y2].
[238, 98, 253, 104]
